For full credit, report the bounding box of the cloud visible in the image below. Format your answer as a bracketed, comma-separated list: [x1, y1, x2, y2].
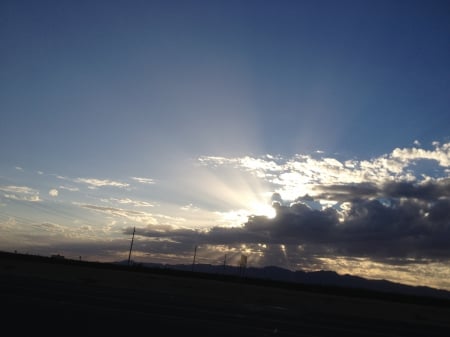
[59, 185, 79, 192]
[131, 177, 155, 185]
[0, 185, 41, 202]
[391, 142, 450, 167]
[110, 198, 154, 208]
[173, 142, 449, 267]
[15, 166, 24, 171]
[0, 217, 17, 231]
[56, 175, 130, 190]
[180, 203, 199, 211]
[75, 178, 129, 189]
[314, 178, 450, 203]
[81, 204, 157, 224]
[199, 141, 450, 202]
[198, 155, 283, 179]
[32, 222, 65, 234]
[49, 189, 59, 197]
[130, 195, 450, 264]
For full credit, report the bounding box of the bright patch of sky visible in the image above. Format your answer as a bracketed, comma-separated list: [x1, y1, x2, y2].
[1, 0, 449, 291]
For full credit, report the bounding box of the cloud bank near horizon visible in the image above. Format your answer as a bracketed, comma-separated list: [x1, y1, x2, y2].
[129, 141, 450, 267]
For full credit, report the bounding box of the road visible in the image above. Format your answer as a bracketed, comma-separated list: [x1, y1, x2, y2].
[1, 260, 450, 336]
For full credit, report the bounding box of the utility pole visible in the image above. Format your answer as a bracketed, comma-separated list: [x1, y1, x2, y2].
[239, 254, 247, 277]
[191, 245, 197, 272]
[127, 227, 136, 266]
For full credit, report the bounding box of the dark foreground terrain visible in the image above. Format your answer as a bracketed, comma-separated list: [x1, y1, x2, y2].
[1, 252, 450, 336]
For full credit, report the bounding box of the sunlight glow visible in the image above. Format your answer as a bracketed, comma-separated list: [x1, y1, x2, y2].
[182, 161, 276, 227]
[249, 201, 276, 219]
[317, 257, 450, 291]
[216, 201, 276, 227]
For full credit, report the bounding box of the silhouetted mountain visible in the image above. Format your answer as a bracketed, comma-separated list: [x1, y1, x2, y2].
[2, 251, 449, 305]
[118, 260, 450, 301]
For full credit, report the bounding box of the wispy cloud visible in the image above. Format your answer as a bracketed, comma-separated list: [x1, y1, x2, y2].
[0, 185, 41, 202]
[131, 177, 155, 185]
[59, 185, 79, 192]
[110, 197, 154, 208]
[32, 222, 65, 234]
[180, 203, 200, 212]
[81, 204, 157, 224]
[75, 178, 129, 189]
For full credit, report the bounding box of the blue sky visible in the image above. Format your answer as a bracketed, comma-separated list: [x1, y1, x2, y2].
[1, 0, 450, 290]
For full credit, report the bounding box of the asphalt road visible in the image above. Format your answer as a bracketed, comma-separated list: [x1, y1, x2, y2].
[2, 264, 450, 336]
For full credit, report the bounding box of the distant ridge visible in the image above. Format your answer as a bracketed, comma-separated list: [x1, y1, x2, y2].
[1, 251, 449, 304]
[118, 260, 450, 301]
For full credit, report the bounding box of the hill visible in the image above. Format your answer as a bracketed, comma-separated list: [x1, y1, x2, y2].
[119, 260, 450, 303]
[2, 250, 449, 305]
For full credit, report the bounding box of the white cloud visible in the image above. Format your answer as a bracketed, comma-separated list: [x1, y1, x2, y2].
[49, 189, 58, 197]
[198, 156, 238, 167]
[59, 185, 79, 192]
[131, 177, 155, 185]
[0, 186, 35, 194]
[75, 178, 129, 189]
[15, 166, 23, 171]
[391, 142, 450, 167]
[180, 203, 200, 211]
[199, 155, 283, 173]
[110, 198, 154, 208]
[0, 185, 41, 202]
[238, 156, 283, 172]
[199, 141, 450, 202]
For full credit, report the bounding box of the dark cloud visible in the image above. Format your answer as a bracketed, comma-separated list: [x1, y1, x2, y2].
[129, 178, 450, 265]
[314, 178, 450, 202]
[271, 192, 283, 204]
[254, 202, 339, 244]
[314, 182, 379, 202]
[382, 179, 450, 201]
[124, 226, 199, 247]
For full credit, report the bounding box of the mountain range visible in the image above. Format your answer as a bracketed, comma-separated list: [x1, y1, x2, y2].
[119, 261, 450, 302]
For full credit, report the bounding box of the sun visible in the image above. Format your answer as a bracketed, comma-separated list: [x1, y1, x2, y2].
[250, 201, 277, 219]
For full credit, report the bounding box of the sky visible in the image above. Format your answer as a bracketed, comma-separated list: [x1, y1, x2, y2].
[1, 0, 450, 290]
